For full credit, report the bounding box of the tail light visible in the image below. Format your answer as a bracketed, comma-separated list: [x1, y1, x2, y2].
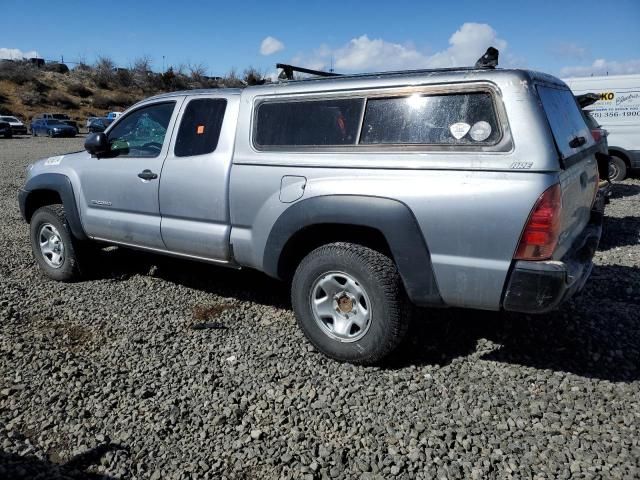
[514, 184, 562, 260]
[591, 129, 602, 142]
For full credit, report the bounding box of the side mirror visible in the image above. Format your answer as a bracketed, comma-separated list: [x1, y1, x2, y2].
[85, 132, 109, 156]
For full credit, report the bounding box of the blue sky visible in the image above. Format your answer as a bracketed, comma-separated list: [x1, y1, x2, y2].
[1, 0, 639, 78]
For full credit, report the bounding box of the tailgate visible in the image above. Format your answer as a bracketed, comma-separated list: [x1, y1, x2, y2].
[537, 84, 599, 258]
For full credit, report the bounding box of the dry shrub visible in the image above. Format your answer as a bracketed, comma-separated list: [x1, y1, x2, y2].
[94, 56, 115, 89]
[92, 94, 112, 109]
[92, 92, 136, 110]
[192, 304, 231, 322]
[221, 68, 244, 88]
[244, 67, 265, 86]
[67, 83, 93, 98]
[19, 89, 45, 106]
[48, 90, 79, 109]
[110, 92, 136, 108]
[0, 61, 36, 84]
[115, 69, 133, 87]
[43, 62, 70, 74]
[30, 79, 50, 93]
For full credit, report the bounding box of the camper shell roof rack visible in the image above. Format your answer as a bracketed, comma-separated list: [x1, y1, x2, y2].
[276, 47, 500, 82]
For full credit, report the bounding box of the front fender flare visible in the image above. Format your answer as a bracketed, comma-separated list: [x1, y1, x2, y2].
[18, 173, 87, 241]
[263, 195, 442, 307]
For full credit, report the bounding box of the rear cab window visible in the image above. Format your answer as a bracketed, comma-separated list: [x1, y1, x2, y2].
[175, 98, 227, 156]
[536, 85, 594, 160]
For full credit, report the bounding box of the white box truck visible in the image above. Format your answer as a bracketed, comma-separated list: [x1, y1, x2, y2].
[564, 74, 640, 180]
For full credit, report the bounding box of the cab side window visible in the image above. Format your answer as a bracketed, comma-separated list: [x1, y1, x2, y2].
[108, 102, 175, 158]
[174, 98, 227, 157]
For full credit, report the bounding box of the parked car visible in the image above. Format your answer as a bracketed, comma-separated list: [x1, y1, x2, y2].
[85, 117, 99, 129]
[0, 115, 28, 135]
[30, 119, 77, 137]
[564, 74, 640, 181]
[0, 120, 12, 138]
[87, 117, 113, 133]
[18, 64, 605, 364]
[106, 111, 123, 120]
[32, 113, 79, 134]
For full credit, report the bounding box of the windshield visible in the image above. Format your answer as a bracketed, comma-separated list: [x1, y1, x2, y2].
[0, 116, 19, 122]
[51, 114, 70, 120]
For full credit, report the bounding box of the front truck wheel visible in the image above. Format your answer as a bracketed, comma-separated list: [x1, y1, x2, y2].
[29, 204, 85, 281]
[291, 242, 410, 365]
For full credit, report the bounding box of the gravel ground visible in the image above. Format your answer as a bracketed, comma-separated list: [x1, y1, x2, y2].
[1, 136, 639, 480]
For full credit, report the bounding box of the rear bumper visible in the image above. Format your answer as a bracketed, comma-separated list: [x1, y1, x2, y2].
[502, 198, 604, 314]
[51, 130, 76, 137]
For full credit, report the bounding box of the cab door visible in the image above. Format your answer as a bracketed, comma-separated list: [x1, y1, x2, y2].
[77, 99, 183, 248]
[159, 94, 239, 260]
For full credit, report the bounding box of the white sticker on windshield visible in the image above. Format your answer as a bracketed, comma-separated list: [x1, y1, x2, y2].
[470, 121, 492, 141]
[449, 122, 470, 140]
[44, 155, 64, 166]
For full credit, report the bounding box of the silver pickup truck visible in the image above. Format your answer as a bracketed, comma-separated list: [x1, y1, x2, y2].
[18, 66, 605, 364]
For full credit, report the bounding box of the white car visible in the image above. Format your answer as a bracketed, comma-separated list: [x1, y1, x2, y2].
[0, 115, 28, 135]
[564, 74, 640, 181]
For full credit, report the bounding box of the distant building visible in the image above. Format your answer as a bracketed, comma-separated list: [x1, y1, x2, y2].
[28, 57, 45, 68]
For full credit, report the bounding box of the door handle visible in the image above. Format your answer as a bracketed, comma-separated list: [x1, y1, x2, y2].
[569, 136, 586, 148]
[138, 169, 158, 180]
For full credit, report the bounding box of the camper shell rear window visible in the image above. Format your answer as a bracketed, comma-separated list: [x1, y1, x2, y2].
[253, 90, 502, 149]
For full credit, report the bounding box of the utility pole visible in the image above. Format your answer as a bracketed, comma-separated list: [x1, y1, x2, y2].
[162, 55, 166, 72]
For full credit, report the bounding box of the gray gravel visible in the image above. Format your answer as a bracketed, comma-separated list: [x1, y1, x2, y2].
[1, 135, 639, 479]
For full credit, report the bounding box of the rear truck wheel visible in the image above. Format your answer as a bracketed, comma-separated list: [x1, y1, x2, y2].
[291, 242, 410, 365]
[30, 204, 84, 281]
[608, 154, 627, 182]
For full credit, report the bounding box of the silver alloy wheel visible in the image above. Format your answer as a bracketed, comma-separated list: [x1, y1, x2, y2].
[38, 223, 65, 268]
[310, 271, 372, 342]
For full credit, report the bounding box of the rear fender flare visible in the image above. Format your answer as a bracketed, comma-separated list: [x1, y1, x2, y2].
[263, 195, 443, 306]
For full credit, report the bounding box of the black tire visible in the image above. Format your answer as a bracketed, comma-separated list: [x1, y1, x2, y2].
[291, 242, 410, 365]
[47, 129, 53, 138]
[30, 204, 84, 281]
[608, 154, 627, 182]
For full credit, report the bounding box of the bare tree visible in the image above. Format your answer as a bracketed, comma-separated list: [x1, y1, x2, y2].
[132, 55, 152, 75]
[94, 55, 115, 88]
[222, 67, 244, 88]
[243, 66, 266, 86]
[188, 62, 208, 86]
[131, 55, 153, 90]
